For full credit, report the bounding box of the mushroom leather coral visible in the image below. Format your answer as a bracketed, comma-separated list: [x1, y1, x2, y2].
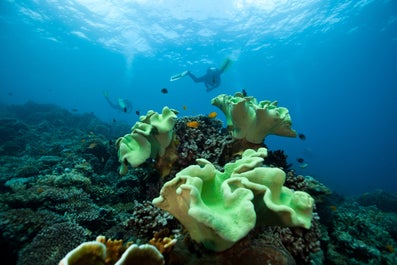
[59, 240, 164, 265]
[211, 93, 297, 144]
[59, 241, 106, 265]
[116, 106, 178, 176]
[153, 148, 314, 252]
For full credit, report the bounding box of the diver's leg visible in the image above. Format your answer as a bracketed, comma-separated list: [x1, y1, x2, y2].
[170, 70, 189, 81]
[187, 72, 205, 83]
[219, 58, 232, 73]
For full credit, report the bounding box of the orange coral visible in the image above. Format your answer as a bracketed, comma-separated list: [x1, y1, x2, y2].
[96, 236, 132, 265]
[149, 230, 177, 254]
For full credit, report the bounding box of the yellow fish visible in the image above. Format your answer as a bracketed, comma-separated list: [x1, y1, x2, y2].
[207, 111, 217, 119]
[182, 105, 187, 110]
[186, 121, 200, 128]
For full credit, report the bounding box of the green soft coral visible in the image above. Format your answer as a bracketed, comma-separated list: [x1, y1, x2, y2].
[153, 148, 314, 252]
[211, 93, 297, 144]
[116, 106, 178, 176]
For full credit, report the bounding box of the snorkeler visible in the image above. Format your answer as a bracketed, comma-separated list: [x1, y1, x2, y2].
[170, 58, 232, 92]
[102, 90, 132, 113]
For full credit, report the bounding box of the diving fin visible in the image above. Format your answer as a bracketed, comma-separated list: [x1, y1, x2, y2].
[170, 70, 188, 82]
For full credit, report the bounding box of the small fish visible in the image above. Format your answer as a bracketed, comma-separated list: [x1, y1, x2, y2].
[186, 121, 200, 128]
[88, 142, 97, 149]
[135, 110, 140, 115]
[7, 92, 13, 96]
[296, 158, 304, 163]
[207, 111, 217, 119]
[182, 105, 187, 111]
[298, 133, 306, 140]
[161, 88, 168, 94]
[71, 108, 79, 112]
[113, 118, 116, 123]
[385, 244, 395, 253]
[123, 107, 127, 113]
[329, 205, 337, 212]
[242, 89, 247, 97]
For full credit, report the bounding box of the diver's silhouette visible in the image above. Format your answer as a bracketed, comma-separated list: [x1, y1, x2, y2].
[170, 58, 232, 92]
[103, 90, 132, 113]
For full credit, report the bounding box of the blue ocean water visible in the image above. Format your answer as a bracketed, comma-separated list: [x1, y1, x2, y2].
[0, 0, 396, 196]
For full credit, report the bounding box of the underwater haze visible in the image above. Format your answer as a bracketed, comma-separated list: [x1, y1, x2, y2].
[1, 0, 397, 197]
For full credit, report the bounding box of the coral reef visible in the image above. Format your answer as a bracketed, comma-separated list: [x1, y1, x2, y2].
[126, 201, 179, 241]
[116, 107, 178, 176]
[264, 149, 292, 171]
[153, 148, 315, 252]
[211, 93, 297, 144]
[356, 190, 397, 212]
[18, 222, 90, 265]
[59, 241, 107, 265]
[59, 236, 165, 265]
[323, 201, 396, 265]
[174, 115, 229, 170]
[167, 229, 296, 265]
[149, 229, 178, 255]
[1, 100, 394, 265]
[115, 243, 165, 265]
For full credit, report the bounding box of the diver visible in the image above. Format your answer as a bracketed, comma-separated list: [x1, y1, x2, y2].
[102, 90, 132, 113]
[170, 58, 232, 92]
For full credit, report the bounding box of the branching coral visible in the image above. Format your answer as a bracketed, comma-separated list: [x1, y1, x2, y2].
[149, 229, 177, 255]
[126, 201, 179, 240]
[174, 115, 228, 170]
